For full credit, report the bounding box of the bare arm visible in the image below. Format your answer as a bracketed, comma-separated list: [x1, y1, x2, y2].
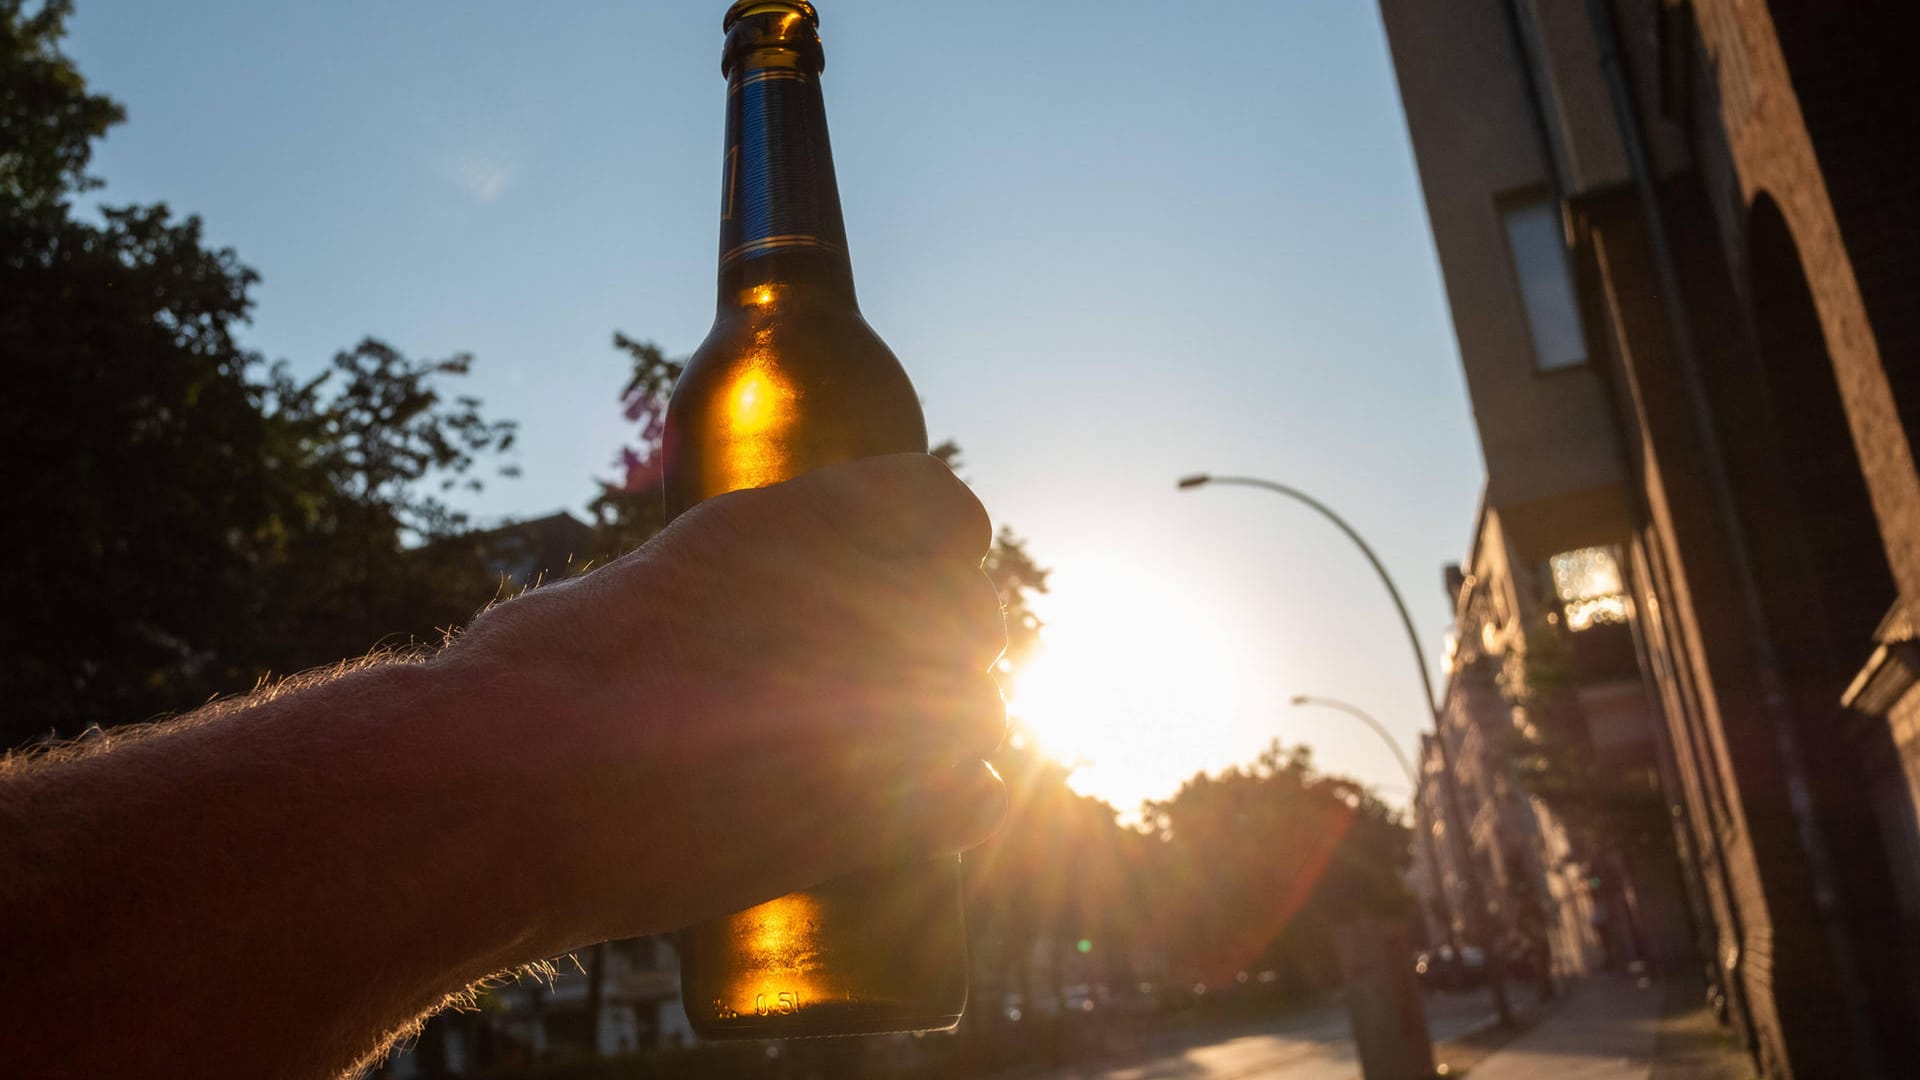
[0, 454, 1008, 1080]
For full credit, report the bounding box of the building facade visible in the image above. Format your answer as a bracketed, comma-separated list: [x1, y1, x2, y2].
[1411, 501, 1686, 989]
[1380, 1, 1920, 1075]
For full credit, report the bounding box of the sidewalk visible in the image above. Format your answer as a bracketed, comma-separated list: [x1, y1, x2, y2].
[1455, 975, 1756, 1080]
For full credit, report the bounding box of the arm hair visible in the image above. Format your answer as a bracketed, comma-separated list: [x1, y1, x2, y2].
[0, 649, 573, 1079]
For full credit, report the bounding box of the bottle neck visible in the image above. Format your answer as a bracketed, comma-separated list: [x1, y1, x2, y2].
[716, 49, 856, 311]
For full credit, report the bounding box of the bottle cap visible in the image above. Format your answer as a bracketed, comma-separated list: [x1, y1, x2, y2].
[722, 1, 824, 76]
[724, 1, 819, 32]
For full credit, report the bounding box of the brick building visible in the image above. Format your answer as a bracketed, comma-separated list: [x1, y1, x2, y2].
[1379, 1, 1920, 1075]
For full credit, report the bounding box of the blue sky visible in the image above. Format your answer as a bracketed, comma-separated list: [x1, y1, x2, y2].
[69, 0, 1485, 814]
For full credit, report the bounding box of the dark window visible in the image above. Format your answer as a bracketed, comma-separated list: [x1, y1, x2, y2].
[1500, 192, 1587, 371]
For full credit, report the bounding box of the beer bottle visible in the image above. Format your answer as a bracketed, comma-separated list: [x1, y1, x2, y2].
[661, 0, 968, 1039]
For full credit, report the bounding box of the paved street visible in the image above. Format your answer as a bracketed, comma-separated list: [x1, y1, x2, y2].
[1018, 976, 1751, 1080]
[1021, 988, 1513, 1080]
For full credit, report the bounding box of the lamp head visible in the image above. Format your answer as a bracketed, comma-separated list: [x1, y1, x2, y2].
[1288, 694, 1309, 706]
[1176, 474, 1212, 490]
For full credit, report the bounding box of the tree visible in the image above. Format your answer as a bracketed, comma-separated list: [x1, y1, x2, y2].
[1499, 612, 1671, 969]
[248, 340, 519, 678]
[587, 333, 681, 557]
[1143, 743, 1413, 995]
[1, 0, 122, 214]
[3, 0, 271, 740]
[964, 730, 1145, 1022]
[0, 3, 516, 745]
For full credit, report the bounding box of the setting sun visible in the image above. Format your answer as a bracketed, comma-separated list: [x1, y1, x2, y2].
[1004, 552, 1265, 815]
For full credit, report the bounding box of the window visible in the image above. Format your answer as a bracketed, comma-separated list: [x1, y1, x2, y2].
[1548, 546, 1628, 631]
[1501, 193, 1587, 371]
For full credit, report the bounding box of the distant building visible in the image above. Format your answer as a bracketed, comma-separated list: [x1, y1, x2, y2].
[1412, 724, 1604, 983]
[1416, 502, 1680, 986]
[463, 511, 597, 588]
[391, 510, 690, 1075]
[386, 936, 691, 1076]
[1381, 1, 1920, 1075]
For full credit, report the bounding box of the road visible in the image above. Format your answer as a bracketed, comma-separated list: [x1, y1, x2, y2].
[1021, 989, 1510, 1080]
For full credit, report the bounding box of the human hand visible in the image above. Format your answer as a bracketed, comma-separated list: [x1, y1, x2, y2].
[439, 453, 1008, 949]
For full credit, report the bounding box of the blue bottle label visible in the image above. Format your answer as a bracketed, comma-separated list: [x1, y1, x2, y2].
[720, 67, 850, 269]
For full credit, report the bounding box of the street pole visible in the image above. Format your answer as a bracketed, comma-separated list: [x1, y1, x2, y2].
[1290, 694, 1459, 957]
[1180, 473, 1513, 1025]
[1289, 694, 1419, 787]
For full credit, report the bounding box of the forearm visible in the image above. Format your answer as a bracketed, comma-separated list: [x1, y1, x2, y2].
[0, 657, 562, 1079]
[0, 457, 1010, 1079]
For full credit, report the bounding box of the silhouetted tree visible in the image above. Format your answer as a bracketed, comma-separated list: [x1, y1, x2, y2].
[0, 2, 515, 745]
[3, 0, 270, 739]
[1143, 743, 1413, 995]
[965, 729, 1147, 1019]
[1, 0, 121, 212]
[587, 333, 682, 557]
[247, 341, 519, 676]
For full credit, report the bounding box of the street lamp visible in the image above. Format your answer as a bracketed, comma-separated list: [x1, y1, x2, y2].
[1178, 475, 1436, 700]
[1289, 694, 1457, 957]
[1179, 472, 1513, 1025]
[1288, 694, 1417, 788]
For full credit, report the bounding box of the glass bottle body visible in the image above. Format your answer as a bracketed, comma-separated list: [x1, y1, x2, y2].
[663, 5, 971, 1036]
[664, 275, 968, 1039]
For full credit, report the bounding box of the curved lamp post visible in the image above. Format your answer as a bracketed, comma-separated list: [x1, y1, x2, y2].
[1179, 472, 1513, 1025]
[1290, 693, 1459, 965]
[1177, 475, 1438, 711]
[1289, 694, 1418, 788]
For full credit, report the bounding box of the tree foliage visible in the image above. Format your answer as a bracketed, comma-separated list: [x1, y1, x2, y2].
[587, 333, 682, 556]
[965, 732, 1148, 1005]
[1143, 743, 1413, 993]
[1499, 615, 1670, 874]
[244, 343, 519, 678]
[267, 340, 520, 541]
[0, 0, 122, 212]
[961, 735, 1413, 1023]
[0, 2, 515, 745]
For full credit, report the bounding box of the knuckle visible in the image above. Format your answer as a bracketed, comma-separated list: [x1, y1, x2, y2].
[967, 573, 1010, 667]
[906, 454, 990, 557]
[949, 564, 1003, 621]
[978, 696, 1009, 756]
[948, 674, 1008, 756]
[949, 487, 993, 560]
[908, 566, 1006, 669]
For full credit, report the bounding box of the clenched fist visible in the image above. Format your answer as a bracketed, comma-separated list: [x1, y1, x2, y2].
[440, 452, 1010, 946]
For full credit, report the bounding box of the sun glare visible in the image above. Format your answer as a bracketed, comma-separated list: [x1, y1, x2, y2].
[1005, 554, 1257, 815]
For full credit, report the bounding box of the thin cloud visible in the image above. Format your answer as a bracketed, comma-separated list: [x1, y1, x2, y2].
[453, 158, 514, 203]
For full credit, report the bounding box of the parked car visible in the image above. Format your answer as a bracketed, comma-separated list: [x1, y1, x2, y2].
[1414, 944, 1489, 990]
